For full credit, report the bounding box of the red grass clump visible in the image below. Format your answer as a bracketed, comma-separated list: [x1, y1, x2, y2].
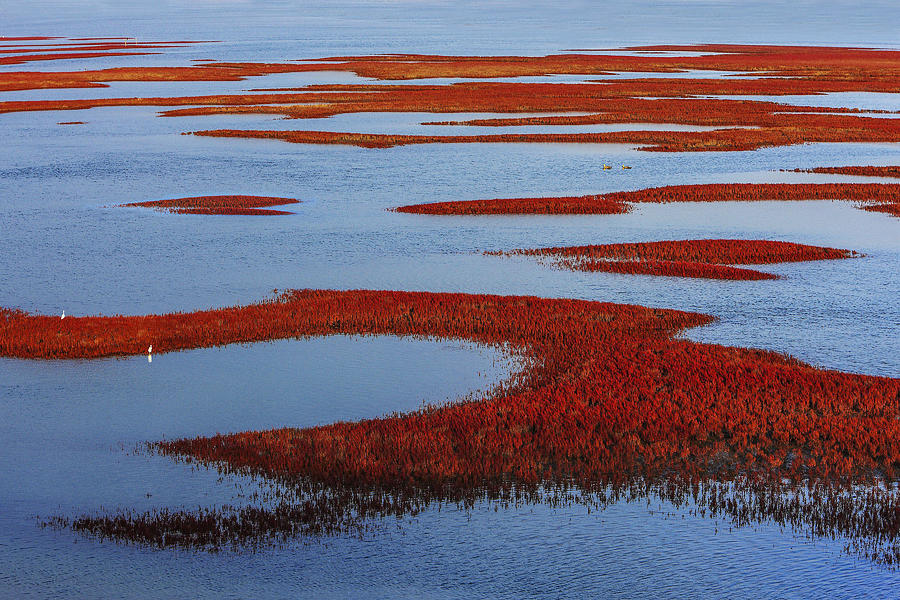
[185, 119, 899, 153]
[791, 166, 900, 179]
[395, 195, 628, 216]
[121, 195, 300, 215]
[396, 182, 900, 216]
[863, 203, 900, 217]
[491, 239, 857, 280]
[7, 290, 899, 562]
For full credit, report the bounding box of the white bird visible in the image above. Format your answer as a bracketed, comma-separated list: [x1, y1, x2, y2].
[61, 311, 65, 320]
[148, 344, 153, 354]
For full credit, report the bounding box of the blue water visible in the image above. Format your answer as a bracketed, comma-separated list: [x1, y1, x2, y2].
[2, 1, 900, 598]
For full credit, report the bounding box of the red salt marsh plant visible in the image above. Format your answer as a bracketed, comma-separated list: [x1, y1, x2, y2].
[395, 182, 900, 217]
[121, 195, 300, 215]
[790, 166, 900, 179]
[5, 290, 899, 563]
[5, 44, 900, 91]
[0, 37, 209, 67]
[2, 45, 899, 152]
[784, 168, 900, 216]
[489, 239, 858, 281]
[184, 116, 900, 152]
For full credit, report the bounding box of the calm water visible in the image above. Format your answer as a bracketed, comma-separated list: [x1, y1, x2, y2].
[2, 1, 900, 597]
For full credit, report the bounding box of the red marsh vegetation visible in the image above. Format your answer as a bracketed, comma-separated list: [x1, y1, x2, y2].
[5, 290, 899, 563]
[2, 45, 899, 152]
[489, 239, 858, 280]
[121, 195, 300, 215]
[395, 182, 900, 217]
[790, 166, 900, 179]
[0, 37, 210, 66]
[5, 44, 900, 90]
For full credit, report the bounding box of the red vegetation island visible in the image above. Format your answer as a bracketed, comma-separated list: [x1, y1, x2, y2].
[121, 195, 300, 215]
[791, 166, 900, 179]
[395, 182, 900, 217]
[489, 239, 858, 280]
[5, 290, 899, 563]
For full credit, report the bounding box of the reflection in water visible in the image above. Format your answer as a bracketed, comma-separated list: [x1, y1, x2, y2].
[54, 472, 900, 567]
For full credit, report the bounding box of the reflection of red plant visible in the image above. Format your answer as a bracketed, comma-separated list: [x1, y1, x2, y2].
[121, 195, 299, 215]
[396, 182, 900, 216]
[8, 290, 900, 560]
[490, 239, 857, 280]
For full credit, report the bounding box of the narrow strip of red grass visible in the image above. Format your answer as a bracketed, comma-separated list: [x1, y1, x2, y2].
[491, 239, 857, 280]
[185, 123, 900, 153]
[121, 195, 300, 215]
[790, 166, 900, 179]
[396, 182, 900, 216]
[395, 195, 628, 216]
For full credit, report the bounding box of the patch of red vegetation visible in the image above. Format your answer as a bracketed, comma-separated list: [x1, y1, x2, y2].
[864, 203, 900, 217]
[0, 38, 209, 66]
[0, 62, 316, 92]
[56, 121, 85, 125]
[121, 195, 300, 215]
[3, 44, 898, 88]
[190, 127, 852, 152]
[0, 36, 60, 41]
[2, 46, 899, 152]
[395, 195, 627, 216]
[396, 182, 900, 216]
[0, 51, 157, 66]
[8, 290, 899, 562]
[790, 166, 900, 179]
[787, 169, 900, 215]
[491, 239, 857, 281]
[180, 99, 899, 151]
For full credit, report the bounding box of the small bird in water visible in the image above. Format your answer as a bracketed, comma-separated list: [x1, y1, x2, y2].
[603, 164, 612, 170]
[622, 165, 632, 169]
[148, 344, 153, 354]
[60, 311, 65, 319]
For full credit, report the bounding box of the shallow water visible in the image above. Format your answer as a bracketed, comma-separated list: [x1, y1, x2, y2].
[2, 0, 900, 597]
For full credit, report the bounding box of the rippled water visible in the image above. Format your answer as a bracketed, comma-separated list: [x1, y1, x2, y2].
[2, 1, 900, 597]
